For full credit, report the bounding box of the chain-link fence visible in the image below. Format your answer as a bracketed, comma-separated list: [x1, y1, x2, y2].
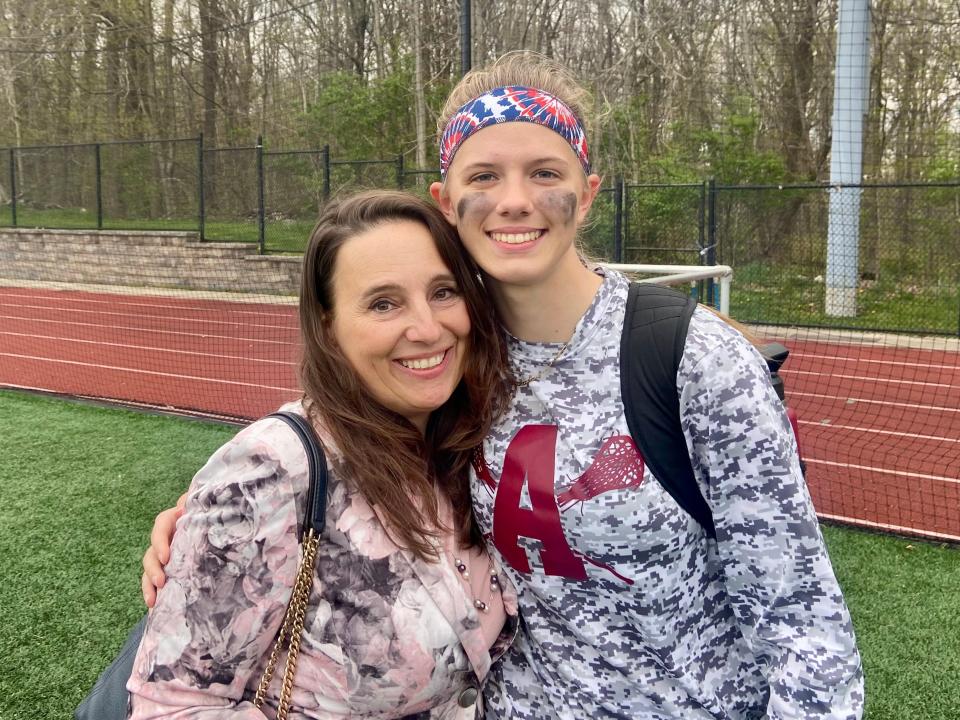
[202, 143, 259, 243]
[2, 137, 957, 334]
[6, 144, 97, 228]
[0, 139, 200, 232]
[713, 182, 960, 335]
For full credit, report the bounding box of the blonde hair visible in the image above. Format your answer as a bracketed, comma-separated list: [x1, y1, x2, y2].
[437, 52, 595, 147]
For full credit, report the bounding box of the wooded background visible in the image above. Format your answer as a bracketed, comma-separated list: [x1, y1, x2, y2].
[1, 0, 958, 184]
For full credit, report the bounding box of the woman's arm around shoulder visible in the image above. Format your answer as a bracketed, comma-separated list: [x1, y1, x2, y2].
[127, 413, 313, 719]
[679, 308, 864, 720]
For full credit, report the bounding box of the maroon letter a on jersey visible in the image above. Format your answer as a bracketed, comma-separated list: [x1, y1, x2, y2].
[492, 425, 587, 579]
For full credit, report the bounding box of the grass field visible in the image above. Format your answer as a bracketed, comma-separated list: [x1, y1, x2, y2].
[731, 262, 959, 335]
[0, 206, 309, 252]
[0, 391, 235, 720]
[0, 389, 958, 719]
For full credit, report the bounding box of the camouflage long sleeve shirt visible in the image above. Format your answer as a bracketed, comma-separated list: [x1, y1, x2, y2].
[473, 270, 864, 720]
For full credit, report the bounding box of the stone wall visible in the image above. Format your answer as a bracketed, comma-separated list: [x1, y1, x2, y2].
[0, 228, 301, 295]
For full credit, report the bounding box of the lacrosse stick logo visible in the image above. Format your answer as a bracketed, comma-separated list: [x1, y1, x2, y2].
[556, 435, 646, 511]
[475, 426, 646, 585]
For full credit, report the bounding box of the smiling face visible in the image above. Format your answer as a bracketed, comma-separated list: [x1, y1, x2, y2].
[431, 122, 601, 289]
[329, 219, 470, 432]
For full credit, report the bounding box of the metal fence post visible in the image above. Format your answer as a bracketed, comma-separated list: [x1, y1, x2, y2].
[197, 134, 206, 240]
[706, 177, 718, 306]
[622, 177, 631, 259]
[613, 176, 624, 262]
[256, 135, 265, 254]
[697, 182, 706, 259]
[695, 181, 707, 301]
[396, 153, 405, 189]
[8, 149, 16, 227]
[322, 144, 331, 202]
[94, 143, 103, 229]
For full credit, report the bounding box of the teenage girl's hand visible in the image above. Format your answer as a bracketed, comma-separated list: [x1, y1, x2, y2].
[140, 492, 187, 608]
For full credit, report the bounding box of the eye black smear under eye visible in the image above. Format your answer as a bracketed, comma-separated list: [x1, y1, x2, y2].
[457, 193, 493, 221]
[537, 190, 578, 224]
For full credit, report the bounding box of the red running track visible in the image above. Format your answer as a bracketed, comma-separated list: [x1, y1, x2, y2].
[0, 285, 301, 421]
[778, 338, 960, 542]
[2, 285, 958, 542]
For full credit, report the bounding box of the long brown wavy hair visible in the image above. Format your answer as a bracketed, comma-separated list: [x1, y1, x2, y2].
[299, 190, 512, 559]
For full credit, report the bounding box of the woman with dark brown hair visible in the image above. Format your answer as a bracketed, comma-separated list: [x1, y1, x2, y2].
[127, 190, 517, 719]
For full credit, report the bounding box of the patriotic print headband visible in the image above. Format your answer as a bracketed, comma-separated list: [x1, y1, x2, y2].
[439, 86, 590, 178]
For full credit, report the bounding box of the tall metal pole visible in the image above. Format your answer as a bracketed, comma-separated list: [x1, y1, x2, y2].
[460, 0, 471, 76]
[825, 0, 870, 317]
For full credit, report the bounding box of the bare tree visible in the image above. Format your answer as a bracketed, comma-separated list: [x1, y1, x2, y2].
[0, 0, 955, 194]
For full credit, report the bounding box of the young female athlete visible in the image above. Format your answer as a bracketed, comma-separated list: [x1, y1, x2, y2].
[145, 53, 864, 719]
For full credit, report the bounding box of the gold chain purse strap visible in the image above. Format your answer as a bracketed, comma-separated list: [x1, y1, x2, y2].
[252, 411, 328, 720]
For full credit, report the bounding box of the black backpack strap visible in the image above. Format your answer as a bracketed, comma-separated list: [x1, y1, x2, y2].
[619, 283, 716, 538]
[267, 410, 328, 537]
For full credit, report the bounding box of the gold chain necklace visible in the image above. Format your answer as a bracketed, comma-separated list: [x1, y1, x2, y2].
[513, 340, 570, 388]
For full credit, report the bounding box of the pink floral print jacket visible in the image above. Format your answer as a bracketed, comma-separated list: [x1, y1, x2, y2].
[127, 404, 519, 719]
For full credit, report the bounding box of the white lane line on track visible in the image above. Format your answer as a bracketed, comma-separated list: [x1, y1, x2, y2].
[816, 512, 960, 543]
[798, 419, 959, 444]
[0, 352, 300, 392]
[0, 292, 296, 318]
[783, 369, 953, 388]
[0, 331, 298, 365]
[790, 352, 959, 372]
[806, 458, 960, 484]
[3, 304, 299, 331]
[0, 315, 298, 345]
[792, 391, 960, 414]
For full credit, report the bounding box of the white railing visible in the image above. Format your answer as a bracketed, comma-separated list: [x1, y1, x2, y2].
[602, 263, 733, 316]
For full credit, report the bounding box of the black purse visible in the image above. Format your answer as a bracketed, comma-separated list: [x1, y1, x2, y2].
[74, 411, 329, 720]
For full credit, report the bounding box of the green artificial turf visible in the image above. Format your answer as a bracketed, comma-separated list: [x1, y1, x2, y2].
[0, 390, 235, 720]
[0, 388, 957, 719]
[822, 524, 960, 719]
